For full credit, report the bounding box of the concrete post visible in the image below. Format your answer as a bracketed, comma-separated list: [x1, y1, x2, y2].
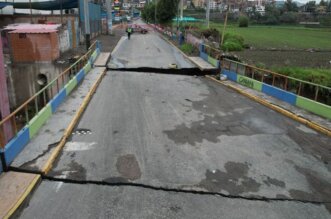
[0, 34, 13, 145]
[106, 0, 113, 35]
[84, 0, 91, 50]
[206, 0, 210, 28]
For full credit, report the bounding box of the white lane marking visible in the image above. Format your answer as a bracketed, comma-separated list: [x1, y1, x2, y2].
[63, 142, 97, 152]
[55, 182, 64, 193]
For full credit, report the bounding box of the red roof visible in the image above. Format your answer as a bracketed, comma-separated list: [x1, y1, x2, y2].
[9, 29, 57, 34]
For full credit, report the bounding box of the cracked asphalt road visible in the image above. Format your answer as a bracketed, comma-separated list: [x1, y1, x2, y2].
[15, 21, 331, 219]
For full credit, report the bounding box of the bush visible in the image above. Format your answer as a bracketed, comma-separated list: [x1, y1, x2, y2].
[279, 12, 298, 24]
[221, 33, 245, 51]
[222, 41, 243, 51]
[180, 43, 195, 55]
[224, 33, 244, 45]
[201, 28, 220, 39]
[238, 16, 249, 27]
[264, 14, 279, 25]
[320, 15, 331, 27]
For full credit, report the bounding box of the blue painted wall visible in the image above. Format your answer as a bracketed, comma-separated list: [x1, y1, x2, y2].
[3, 127, 30, 166]
[222, 69, 237, 82]
[76, 69, 85, 84]
[50, 88, 67, 113]
[262, 84, 297, 105]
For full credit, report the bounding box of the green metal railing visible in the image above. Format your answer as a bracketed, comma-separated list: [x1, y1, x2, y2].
[222, 58, 331, 106]
[0, 41, 97, 148]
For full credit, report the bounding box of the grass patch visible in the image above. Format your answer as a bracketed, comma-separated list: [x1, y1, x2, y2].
[199, 22, 331, 49]
[272, 67, 331, 87]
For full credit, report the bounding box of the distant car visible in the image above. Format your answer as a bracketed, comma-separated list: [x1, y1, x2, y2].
[127, 16, 131, 21]
[132, 25, 148, 34]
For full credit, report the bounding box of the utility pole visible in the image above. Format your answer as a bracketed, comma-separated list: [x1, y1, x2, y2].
[84, 0, 91, 50]
[60, 0, 63, 24]
[106, 0, 112, 34]
[180, 0, 183, 20]
[0, 33, 13, 146]
[29, 0, 32, 23]
[220, 6, 229, 48]
[206, 0, 210, 28]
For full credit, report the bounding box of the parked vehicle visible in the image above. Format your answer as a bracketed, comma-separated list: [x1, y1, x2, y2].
[132, 24, 148, 34]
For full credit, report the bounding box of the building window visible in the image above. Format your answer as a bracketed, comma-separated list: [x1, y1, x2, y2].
[19, 33, 26, 39]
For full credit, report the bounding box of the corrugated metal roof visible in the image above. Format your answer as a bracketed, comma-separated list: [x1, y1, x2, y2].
[4, 23, 61, 31]
[9, 29, 58, 34]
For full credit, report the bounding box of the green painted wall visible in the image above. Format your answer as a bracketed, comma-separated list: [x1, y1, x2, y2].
[296, 96, 331, 119]
[28, 104, 52, 138]
[84, 62, 92, 74]
[237, 75, 263, 91]
[91, 50, 98, 62]
[65, 78, 78, 95]
[207, 56, 219, 67]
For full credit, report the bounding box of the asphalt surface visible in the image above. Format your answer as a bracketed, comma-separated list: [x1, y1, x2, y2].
[108, 20, 195, 69]
[16, 21, 331, 218]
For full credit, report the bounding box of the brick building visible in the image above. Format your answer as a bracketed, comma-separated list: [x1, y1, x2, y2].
[9, 29, 60, 62]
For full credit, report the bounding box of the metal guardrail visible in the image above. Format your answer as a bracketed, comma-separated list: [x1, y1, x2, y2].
[0, 41, 98, 148]
[222, 58, 331, 106]
[201, 43, 221, 58]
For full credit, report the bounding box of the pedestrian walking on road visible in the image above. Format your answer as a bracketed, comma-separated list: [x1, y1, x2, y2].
[127, 26, 132, 40]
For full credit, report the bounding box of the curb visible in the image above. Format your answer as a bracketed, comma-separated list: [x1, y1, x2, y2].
[206, 76, 331, 137]
[3, 175, 41, 219]
[42, 68, 107, 174]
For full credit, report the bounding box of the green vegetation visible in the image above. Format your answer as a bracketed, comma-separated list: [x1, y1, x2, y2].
[209, 23, 331, 49]
[142, 0, 179, 24]
[222, 33, 245, 51]
[272, 67, 331, 87]
[180, 43, 196, 55]
[238, 16, 249, 27]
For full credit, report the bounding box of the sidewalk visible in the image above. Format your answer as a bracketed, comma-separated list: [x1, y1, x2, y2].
[217, 78, 331, 131]
[0, 30, 124, 218]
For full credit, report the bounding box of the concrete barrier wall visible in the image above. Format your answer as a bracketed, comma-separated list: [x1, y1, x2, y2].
[262, 84, 297, 105]
[208, 56, 220, 68]
[0, 47, 100, 171]
[296, 96, 331, 120]
[237, 75, 263, 92]
[3, 127, 30, 166]
[65, 78, 78, 96]
[76, 69, 85, 84]
[199, 50, 220, 68]
[84, 61, 92, 74]
[50, 88, 67, 113]
[221, 69, 331, 119]
[29, 104, 52, 138]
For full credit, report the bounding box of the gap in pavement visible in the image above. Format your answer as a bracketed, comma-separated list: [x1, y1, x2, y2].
[107, 67, 217, 76]
[7, 166, 331, 205]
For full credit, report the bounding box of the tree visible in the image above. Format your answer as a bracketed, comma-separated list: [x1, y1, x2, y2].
[305, 1, 316, 13]
[319, 0, 327, 6]
[283, 0, 298, 12]
[263, 3, 281, 25]
[156, 0, 179, 24]
[141, 2, 156, 23]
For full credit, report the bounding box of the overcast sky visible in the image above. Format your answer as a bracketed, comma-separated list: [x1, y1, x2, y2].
[0, 0, 327, 5]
